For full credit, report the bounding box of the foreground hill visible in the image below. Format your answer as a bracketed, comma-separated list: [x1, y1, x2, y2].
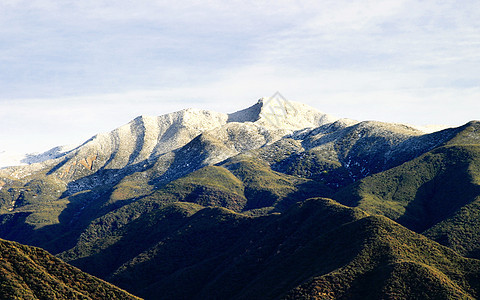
[0, 238, 140, 299]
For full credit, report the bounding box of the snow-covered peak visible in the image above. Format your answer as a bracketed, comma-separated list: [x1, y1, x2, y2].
[0, 98, 453, 171]
[258, 97, 339, 129]
[228, 97, 342, 130]
[0, 99, 345, 169]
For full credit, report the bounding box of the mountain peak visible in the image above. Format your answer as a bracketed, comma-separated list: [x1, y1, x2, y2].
[227, 100, 262, 123]
[228, 97, 342, 130]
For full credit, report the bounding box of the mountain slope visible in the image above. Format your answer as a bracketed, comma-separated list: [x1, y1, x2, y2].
[424, 199, 480, 259]
[284, 212, 480, 300]
[334, 144, 480, 227]
[1, 100, 480, 299]
[0, 99, 335, 219]
[63, 198, 480, 299]
[276, 119, 462, 183]
[0, 103, 478, 259]
[333, 133, 480, 258]
[0, 238, 140, 299]
[0, 99, 339, 251]
[55, 161, 331, 277]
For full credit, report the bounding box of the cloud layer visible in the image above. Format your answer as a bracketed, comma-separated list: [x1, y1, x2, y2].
[1, 1, 479, 153]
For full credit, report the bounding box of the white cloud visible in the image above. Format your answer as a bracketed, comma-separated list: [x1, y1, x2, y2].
[2, 64, 478, 153]
[1, 0, 479, 153]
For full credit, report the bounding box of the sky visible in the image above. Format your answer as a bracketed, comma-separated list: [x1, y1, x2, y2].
[1, 0, 479, 154]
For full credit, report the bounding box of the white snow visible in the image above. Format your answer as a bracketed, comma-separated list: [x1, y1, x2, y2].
[0, 98, 455, 171]
[252, 97, 342, 130]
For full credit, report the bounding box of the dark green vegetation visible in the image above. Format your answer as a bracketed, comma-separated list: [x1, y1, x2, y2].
[62, 199, 480, 299]
[0, 114, 479, 299]
[0, 238, 140, 299]
[334, 142, 480, 259]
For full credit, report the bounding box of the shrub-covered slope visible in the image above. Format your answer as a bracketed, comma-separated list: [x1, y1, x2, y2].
[334, 142, 480, 258]
[65, 198, 480, 299]
[0, 238, 140, 299]
[55, 160, 330, 277]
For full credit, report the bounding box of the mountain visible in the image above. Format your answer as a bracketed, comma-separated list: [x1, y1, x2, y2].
[334, 121, 480, 259]
[0, 237, 140, 299]
[0, 99, 340, 250]
[0, 98, 479, 299]
[65, 199, 480, 299]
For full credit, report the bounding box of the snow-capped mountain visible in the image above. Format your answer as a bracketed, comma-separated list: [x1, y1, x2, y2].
[0, 98, 339, 173]
[1, 98, 480, 300]
[0, 97, 468, 223]
[4, 97, 454, 171]
[0, 98, 459, 190]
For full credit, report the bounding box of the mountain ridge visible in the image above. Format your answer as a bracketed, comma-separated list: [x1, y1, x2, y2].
[0, 102, 477, 239]
[0, 99, 479, 299]
[0, 99, 457, 171]
[0, 98, 339, 170]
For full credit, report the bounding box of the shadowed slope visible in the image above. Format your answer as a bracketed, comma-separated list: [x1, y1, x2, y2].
[89, 198, 480, 300]
[334, 143, 480, 258]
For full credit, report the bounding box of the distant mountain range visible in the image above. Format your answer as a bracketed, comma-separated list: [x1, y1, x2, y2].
[0, 98, 479, 299]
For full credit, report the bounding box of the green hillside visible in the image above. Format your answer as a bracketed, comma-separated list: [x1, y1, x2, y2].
[424, 199, 480, 259]
[284, 213, 480, 300]
[68, 198, 480, 299]
[55, 159, 331, 279]
[58, 202, 205, 279]
[334, 144, 480, 258]
[0, 238, 140, 299]
[221, 156, 332, 211]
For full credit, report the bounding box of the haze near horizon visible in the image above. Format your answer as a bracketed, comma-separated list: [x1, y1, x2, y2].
[1, 1, 479, 154]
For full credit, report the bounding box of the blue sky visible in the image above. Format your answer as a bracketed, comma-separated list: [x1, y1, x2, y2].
[1, 0, 479, 153]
